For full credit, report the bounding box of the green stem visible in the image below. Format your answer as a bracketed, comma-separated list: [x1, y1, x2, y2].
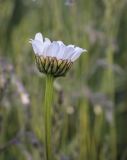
[44, 74, 54, 160]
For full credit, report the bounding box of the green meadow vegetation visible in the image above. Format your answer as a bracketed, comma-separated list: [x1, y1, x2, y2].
[0, 0, 127, 159]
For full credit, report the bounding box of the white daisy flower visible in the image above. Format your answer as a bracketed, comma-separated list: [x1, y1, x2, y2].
[30, 32, 87, 77]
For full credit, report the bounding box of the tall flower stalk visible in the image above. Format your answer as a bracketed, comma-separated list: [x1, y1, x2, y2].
[30, 32, 87, 160]
[44, 74, 54, 160]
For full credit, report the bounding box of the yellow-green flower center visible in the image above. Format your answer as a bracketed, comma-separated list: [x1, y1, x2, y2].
[35, 55, 73, 77]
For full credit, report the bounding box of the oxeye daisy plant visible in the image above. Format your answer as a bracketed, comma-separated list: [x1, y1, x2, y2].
[29, 32, 87, 160]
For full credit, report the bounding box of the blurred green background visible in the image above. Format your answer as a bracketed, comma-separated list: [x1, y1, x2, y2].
[0, 0, 127, 159]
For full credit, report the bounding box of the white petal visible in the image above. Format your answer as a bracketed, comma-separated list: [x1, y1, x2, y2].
[35, 33, 43, 44]
[31, 40, 43, 55]
[71, 47, 87, 61]
[63, 46, 75, 60]
[43, 38, 51, 57]
[45, 37, 51, 43]
[30, 33, 87, 61]
[57, 41, 64, 46]
[46, 42, 59, 57]
[67, 44, 75, 48]
[56, 43, 66, 59]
